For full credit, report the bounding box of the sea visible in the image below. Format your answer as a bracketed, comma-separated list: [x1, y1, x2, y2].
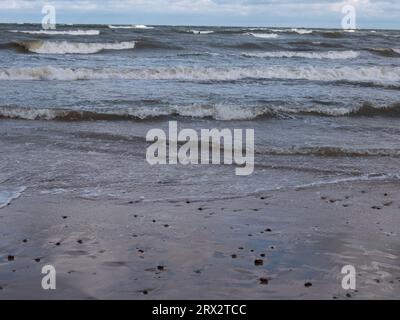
[0, 24, 399, 203]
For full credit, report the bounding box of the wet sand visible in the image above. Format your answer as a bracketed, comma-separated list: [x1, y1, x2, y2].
[0, 180, 399, 300]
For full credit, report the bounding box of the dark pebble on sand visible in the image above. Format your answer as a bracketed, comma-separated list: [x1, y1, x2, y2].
[304, 282, 312, 288]
[77, 240, 83, 244]
[55, 242, 61, 246]
[186, 201, 191, 204]
[34, 258, 41, 263]
[198, 208, 203, 211]
[22, 239, 28, 243]
[260, 254, 266, 258]
[384, 193, 388, 197]
[157, 266, 165, 271]
[142, 290, 148, 295]
[152, 220, 156, 223]
[7, 255, 14, 262]
[346, 293, 352, 298]
[254, 259, 264, 266]
[164, 224, 169, 228]
[231, 254, 237, 259]
[259, 278, 269, 285]
[265, 229, 272, 232]
[62, 216, 68, 219]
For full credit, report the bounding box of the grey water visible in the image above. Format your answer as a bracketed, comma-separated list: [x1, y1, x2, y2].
[0, 24, 400, 201]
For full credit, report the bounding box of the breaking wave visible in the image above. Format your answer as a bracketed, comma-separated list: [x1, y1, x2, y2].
[367, 48, 400, 58]
[1, 103, 400, 122]
[242, 50, 359, 60]
[8, 29, 100, 35]
[0, 65, 398, 86]
[109, 24, 154, 29]
[247, 33, 279, 39]
[15, 40, 136, 54]
[190, 30, 214, 34]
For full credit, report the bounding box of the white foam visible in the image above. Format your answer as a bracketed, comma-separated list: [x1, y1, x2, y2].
[190, 30, 214, 34]
[16, 40, 136, 54]
[109, 25, 154, 29]
[1, 65, 398, 85]
[247, 33, 279, 39]
[9, 29, 100, 35]
[0, 187, 26, 209]
[242, 50, 359, 60]
[291, 28, 313, 34]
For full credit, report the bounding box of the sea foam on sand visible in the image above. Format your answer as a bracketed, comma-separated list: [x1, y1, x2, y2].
[0, 187, 26, 209]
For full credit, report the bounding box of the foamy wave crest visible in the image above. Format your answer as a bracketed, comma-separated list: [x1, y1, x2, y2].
[242, 50, 359, 60]
[2, 103, 400, 122]
[291, 28, 313, 34]
[190, 30, 214, 34]
[247, 33, 279, 39]
[0, 65, 399, 85]
[109, 25, 154, 29]
[16, 40, 136, 54]
[9, 29, 100, 36]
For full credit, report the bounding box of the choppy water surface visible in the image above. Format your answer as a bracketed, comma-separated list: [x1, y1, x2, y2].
[0, 24, 399, 200]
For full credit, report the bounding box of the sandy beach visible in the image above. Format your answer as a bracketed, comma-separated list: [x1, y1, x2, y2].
[1, 180, 399, 300]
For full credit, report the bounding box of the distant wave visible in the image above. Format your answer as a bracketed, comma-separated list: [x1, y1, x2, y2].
[247, 33, 279, 39]
[1, 103, 400, 122]
[271, 28, 313, 34]
[367, 48, 400, 58]
[15, 40, 136, 54]
[189, 30, 214, 34]
[109, 25, 154, 29]
[290, 28, 313, 34]
[8, 29, 100, 36]
[0, 65, 398, 86]
[242, 50, 359, 60]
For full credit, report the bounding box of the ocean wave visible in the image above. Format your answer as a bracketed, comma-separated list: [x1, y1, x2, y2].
[367, 48, 400, 58]
[242, 50, 359, 60]
[256, 146, 400, 157]
[190, 30, 214, 34]
[0, 65, 398, 85]
[109, 25, 154, 29]
[247, 33, 279, 39]
[1, 103, 400, 122]
[15, 40, 136, 54]
[290, 28, 313, 34]
[8, 29, 100, 35]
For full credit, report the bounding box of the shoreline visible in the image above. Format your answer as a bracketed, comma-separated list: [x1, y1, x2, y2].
[1, 180, 399, 299]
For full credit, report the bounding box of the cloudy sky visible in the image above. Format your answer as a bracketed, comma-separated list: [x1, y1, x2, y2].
[0, 0, 399, 29]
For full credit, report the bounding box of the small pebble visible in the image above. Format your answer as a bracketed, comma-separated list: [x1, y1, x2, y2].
[304, 282, 312, 288]
[7, 255, 14, 262]
[254, 259, 264, 266]
[259, 278, 269, 285]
